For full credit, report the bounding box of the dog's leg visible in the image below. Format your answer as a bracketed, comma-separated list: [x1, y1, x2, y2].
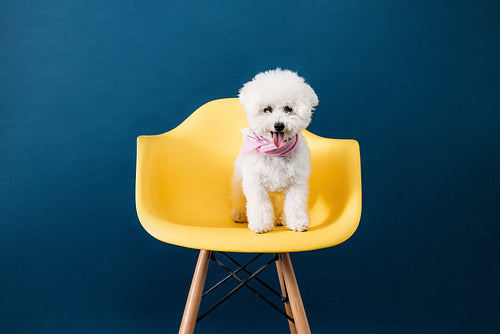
[230, 162, 247, 223]
[284, 184, 310, 232]
[243, 179, 274, 233]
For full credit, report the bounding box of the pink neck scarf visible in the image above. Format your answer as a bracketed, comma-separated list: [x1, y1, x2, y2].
[240, 129, 299, 157]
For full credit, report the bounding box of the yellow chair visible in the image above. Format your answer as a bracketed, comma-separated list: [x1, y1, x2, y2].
[136, 98, 362, 333]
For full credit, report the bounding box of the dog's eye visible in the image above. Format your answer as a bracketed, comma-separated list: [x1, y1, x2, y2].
[283, 106, 293, 113]
[263, 106, 273, 113]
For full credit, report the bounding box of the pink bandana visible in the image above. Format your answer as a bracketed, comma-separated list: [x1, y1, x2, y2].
[240, 129, 299, 157]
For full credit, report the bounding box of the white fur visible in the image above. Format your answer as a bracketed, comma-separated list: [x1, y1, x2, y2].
[231, 69, 318, 233]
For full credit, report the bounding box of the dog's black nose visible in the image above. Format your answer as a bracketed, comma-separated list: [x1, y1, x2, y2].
[274, 122, 285, 132]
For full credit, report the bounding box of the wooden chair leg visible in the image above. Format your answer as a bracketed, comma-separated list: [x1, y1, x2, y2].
[279, 253, 311, 334]
[179, 250, 211, 334]
[276, 255, 297, 334]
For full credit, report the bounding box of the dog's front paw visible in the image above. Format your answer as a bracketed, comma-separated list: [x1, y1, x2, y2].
[248, 221, 274, 234]
[231, 210, 248, 224]
[286, 220, 309, 232]
[246, 199, 274, 233]
[285, 213, 310, 232]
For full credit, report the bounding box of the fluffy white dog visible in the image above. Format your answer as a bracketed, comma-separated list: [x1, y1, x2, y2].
[231, 69, 318, 233]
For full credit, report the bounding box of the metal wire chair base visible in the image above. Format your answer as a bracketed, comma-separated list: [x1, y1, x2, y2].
[196, 252, 294, 324]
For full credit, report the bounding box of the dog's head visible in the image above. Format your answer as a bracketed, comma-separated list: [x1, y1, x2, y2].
[238, 68, 318, 148]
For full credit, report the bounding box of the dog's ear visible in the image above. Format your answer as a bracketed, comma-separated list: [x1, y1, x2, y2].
[238, 83, 250, 107]
[238, 81, 258, 113]
[294, 83, 318, 122]
[302, 84, 319, 110]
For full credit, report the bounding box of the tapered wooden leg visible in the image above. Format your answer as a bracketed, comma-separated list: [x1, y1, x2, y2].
[279, 253, 311, 334]
[179, 250, 211, 334]
[276, 255, 297, 334]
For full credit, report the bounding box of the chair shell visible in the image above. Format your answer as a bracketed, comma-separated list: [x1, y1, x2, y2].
[136, 98, 362, 253]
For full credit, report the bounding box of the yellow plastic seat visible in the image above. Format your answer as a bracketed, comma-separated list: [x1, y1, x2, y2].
[135, 98, 362, 333]
[136, 98, 362, 253]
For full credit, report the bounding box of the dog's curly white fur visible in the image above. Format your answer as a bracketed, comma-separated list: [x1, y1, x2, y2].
[231, 69, 318, 233]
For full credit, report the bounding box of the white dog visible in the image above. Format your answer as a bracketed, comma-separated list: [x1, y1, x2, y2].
[231, 69, 319, 233]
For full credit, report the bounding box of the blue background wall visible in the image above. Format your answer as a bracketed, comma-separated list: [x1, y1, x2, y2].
[1, 1, 498, 333]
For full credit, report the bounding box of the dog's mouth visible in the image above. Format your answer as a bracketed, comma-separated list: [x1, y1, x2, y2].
[271, 131, 285, 148]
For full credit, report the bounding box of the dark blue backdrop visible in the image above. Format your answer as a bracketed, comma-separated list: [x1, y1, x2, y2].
[1, 1, 498, 333]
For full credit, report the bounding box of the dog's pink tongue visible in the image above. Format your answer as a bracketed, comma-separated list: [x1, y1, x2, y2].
[272, 132, 285, 148]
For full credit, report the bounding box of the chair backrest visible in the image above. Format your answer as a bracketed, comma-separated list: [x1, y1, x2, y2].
[136, 98, 361, 230]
